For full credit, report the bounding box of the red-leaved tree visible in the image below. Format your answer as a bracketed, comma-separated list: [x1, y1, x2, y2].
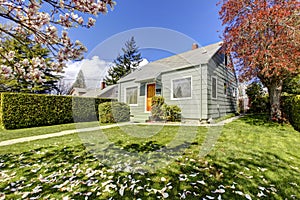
[219, 0, 300, 121]
[0, 0, 115, 85]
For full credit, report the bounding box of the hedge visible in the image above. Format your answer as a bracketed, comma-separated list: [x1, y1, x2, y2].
[98, 102, 130, 123]
[0, 92, 115, 129]
[282, 95, 300, 132]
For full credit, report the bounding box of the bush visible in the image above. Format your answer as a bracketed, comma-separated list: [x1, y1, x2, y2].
[163, 104, 181, 122]
[150, 96, 165, 121]
[99, 102, 130, 123]
[150, 96, 182, 122]
[245, 82, 270, 113]
[282, 95, 300, 131]
[248, 95, 270, 113]
[0, 92, 114, 129]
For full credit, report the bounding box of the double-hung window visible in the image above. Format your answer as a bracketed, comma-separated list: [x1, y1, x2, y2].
[126, 87, 138, 105]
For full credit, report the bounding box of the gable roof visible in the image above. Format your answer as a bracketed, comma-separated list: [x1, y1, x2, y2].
[82, 84, 118, 98]
[118, 42, 222, 83]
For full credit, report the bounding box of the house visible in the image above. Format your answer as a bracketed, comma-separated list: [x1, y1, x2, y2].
[82, 84, 118, 99]
[117, 42, 238, 122]
[69, 82, 118, 99]
[69, 87, 88, 96]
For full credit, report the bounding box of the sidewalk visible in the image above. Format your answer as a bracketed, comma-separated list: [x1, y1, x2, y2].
[0, 115, 242, 147]
[0, 123, 130, 147]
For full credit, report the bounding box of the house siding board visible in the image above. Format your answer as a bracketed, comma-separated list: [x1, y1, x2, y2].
[161, 66, 203, 119]
[207, 52, 237, 119]
[119, 81, 146, 117]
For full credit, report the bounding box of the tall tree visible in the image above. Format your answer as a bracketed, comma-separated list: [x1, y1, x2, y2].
[0, 35, 61, 93]
[219, 0, 300, 121]
[104, 37, 143, 85]
[72, 69, 86, 88]
[0, 0, 115, 84]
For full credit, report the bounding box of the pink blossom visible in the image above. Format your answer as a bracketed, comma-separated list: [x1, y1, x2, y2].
[0, 0, 115, 83]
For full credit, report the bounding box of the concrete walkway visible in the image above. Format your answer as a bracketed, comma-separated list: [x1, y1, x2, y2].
[0, 115, 242, 147]
[0, 123, 130, 147]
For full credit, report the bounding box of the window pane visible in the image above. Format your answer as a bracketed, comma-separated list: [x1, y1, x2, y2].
[172, 77, 191, 99]
[126, 87, 138, 104]
[212, 77, 217, 99]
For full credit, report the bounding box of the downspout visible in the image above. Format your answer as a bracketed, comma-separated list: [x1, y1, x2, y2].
[118, 82, 121, 102]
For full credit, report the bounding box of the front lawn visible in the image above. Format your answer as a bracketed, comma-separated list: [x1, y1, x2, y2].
[0, 121, 101, 142]
[0, 115, 299, 199]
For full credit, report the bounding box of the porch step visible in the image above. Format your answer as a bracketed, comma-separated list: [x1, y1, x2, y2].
[131, 114, 150, 123]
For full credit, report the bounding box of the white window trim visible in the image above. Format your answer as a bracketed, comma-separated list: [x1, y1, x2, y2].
[125, 86, 138, 106]
[171, 76, 193, 100]
[211, 76, 217, 100]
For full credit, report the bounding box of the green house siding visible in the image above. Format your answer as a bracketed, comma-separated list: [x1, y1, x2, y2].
[161, 66, 206, 120]
[207, 53, 237, 119]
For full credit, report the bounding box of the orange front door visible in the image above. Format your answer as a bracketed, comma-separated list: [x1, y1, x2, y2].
[146, 83, 156, 111]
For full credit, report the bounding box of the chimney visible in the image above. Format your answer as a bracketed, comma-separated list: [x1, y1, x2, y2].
[192, 43, 199, 50]
[100, 81, 106, 90]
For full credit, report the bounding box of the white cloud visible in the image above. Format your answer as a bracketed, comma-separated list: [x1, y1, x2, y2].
[63, 56, 111, 89]
[63, 57, 149, 89]
[139, 58, 149, 67]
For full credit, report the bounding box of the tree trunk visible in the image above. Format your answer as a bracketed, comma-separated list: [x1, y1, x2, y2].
[268, 81, 283, 122]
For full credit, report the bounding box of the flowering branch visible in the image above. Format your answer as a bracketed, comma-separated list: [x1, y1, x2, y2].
[0, 0, 115, 84]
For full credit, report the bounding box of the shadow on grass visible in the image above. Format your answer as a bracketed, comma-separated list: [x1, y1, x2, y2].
[123, 141, 165, 153]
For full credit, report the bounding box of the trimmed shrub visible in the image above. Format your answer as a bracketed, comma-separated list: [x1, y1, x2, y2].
[99, 102, 130, 123]
[0, 92, 114, 129]
[163, 104, 181, 122]
[150, 96, 165, 121]
[282, 95, 300, 131]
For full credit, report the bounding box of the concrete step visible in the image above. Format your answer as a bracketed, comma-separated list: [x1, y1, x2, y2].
[131, 114, 150, 123]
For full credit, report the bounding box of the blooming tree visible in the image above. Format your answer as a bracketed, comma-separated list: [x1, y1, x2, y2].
[0, 35, 62, 93]
[219, 0, 300, 121]
[0, 0, 115, 86]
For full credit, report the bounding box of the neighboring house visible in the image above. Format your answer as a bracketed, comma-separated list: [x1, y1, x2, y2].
[117, 42, 238, 122]
[238, 83, 249, 113]
[69, 88, 87, 96]
[82, 84, 118, 99]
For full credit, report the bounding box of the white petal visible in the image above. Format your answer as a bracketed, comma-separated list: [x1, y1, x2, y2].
[245, 194, 252, 200]
[162, 192, 169, 198]
[161, 177, 167, 182]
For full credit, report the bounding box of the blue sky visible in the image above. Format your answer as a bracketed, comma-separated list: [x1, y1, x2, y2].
[68, 0, 223, 62]
[64, 0, 224, 86]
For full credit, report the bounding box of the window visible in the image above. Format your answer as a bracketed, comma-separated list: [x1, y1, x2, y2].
[126, 87, 138, 105]
[212, 76, 217, 99]
[232, 87, 236, 97]
[224, 82, 227, 95]
[172, 77, 192, 99]
[225, 54, 228, 66]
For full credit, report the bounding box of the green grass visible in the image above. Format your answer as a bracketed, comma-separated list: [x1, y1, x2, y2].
[214, 113, 236, 123]
[0, 121, 112, 142]
[0, 115, 299, 199]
